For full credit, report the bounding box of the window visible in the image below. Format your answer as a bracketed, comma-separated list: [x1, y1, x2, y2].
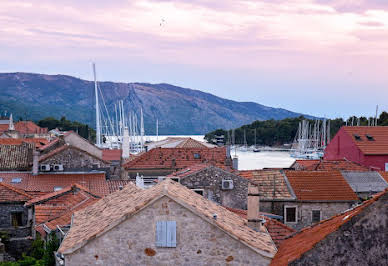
[284, 206, 297, 223]
[192, 189, 204, 196]
[0, 178, 3, 182]
[385, 163, 388, 172]
[54, 186, 63, 192]
[11, 212, 23, 227]
[193, 153, 201, 159]
[312, 210, 321, 223]
[156, 221, 176, 247]
[11, 178, 22, 183]
[171, 177, 180, 183]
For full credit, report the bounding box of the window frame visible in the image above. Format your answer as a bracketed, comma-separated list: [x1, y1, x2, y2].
[11, 211, 24, 227]
[156, 221, 177, 248]
[311, 209, 322, 224]
[284, 205, 298, 224]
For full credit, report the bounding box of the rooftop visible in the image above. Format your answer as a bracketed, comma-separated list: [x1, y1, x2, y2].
[271, 188, 388, 265]
[239, 170, 294, 200]
[284, 170, 358, 201]
[0, 182, 32, 202]
[292, 159, 369, 171]
[146, 137, 215, 150]
[58, 179, 277, 258]
[0, 142, 34, 170]
[343, 126, 388, 155]
[102, 149, 122, 161]
[341, 171, 388, 193]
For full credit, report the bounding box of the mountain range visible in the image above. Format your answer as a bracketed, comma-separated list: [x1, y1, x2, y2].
[0, 72, 311, 134]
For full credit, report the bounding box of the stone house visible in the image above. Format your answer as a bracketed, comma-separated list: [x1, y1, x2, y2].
[24, 184, 101, 242]
[168, 163, 251, 209]
[272, 188, 388, 265]
[240, 170, 359, 230]
[0, 183, 33, 259]
[38, 144, 111, 174]
[57, 180, 277, 265]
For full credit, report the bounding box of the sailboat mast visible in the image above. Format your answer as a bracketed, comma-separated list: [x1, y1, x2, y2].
[93, 63, 101, 147]
[156, 119, 159, 141]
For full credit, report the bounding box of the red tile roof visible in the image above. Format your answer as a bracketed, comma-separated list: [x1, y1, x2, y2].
[291, 160, 320, 170]
[102, 149, 122, 161]
[30, 184, 100, 233]
[167, 163, 211, 178]
[293, 159, 369, 171]
[0, 182, 32, 202]
[123, 147, 227, 170]
[0, 138, 49, 148]
[284, 170, 358, 201]
[0, 121, 48, 135]
[343, 126, 388, 155]
[271, 188, 388, 265]
[379, 171, 388, 183]
[106, 180, 135, 193]
[38, 138, 61, 151]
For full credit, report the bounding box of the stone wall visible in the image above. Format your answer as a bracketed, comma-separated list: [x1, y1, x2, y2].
[64, 133, 102, 159]
[179, 166, 249, 209]
[65, 196, 271, 265]
[260, 200, 354, 230]
[41, 147, 110, 173]
[291, 192, 388, 265]
[0, 204, 29, 231]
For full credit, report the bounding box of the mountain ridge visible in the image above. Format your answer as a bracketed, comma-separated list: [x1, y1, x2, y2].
[0, 72, 312, 134]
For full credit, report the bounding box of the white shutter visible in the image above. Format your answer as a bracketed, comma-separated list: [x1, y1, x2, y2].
[166, 221, 176, 247]
[156, 221, 167, 247]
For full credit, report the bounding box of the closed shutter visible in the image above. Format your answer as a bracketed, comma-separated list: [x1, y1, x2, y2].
[166, 221, 176, 247]
[156, 221, 167, 247]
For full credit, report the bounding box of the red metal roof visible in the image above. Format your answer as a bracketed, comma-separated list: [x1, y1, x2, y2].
[271, 188, 388, 265]
[123, 147, 227, 170]
[284, 170, 358, 201]
[379, 171, 388, 183]
[343, 126, 388, 155]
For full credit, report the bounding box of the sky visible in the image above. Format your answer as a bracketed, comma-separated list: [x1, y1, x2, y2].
[1, 0, 388, 119]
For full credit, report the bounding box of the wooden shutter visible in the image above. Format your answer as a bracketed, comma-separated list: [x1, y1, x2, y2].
[156, 221, 167, 247]
[166, 221, 176, 247]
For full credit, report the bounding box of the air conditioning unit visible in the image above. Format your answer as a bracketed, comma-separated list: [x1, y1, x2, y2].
[52, 164, 64, 172]
[40, 164, 51, 172]
[221, 179, 234, 190]
[158, 177, 166, 182]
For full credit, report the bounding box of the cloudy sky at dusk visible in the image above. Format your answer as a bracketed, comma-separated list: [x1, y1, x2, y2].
[1, 0, 388, 118]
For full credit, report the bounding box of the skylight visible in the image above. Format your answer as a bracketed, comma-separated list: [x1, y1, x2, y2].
[353, 134, 362, 141]
[11, 178, 22, 183]
[366, 134, 374, 141]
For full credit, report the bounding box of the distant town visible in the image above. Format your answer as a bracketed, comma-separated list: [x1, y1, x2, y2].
[0, 111, 387, 265]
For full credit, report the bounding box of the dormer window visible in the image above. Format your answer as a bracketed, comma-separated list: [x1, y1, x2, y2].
[366, 134, 374, 141]
[353, 134, 362, 141]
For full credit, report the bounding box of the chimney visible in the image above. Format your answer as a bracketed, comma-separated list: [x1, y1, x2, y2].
[247, 183, 263, 231]
[32, 149, 40, 175]
[232, 156, 238, 170]
[8, 113, 15, 131]
[122, 127, 129, 159]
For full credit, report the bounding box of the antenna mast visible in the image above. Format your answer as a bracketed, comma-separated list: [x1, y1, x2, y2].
[93, 63, 101, 147]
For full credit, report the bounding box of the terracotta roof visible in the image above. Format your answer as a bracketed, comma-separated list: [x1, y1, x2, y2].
[39, 144, 109, 164]
[379, 171, 388, 183]
[28, 184, 100, 233]
[0, 138, 49, 148]
[39, 138, 60, 151]
[123, 147, 227, 170]
[271, 188, 388, 265]
[342, 126, 388, 155]
[58, 180, 277, 258]
[0, 121, 48, 135]
[223, 207, 295, 247]
[102, 149, 122, 161]
[0, 182, 32, 202]
[292, 159, 369, 171]
[0, 172, 109, 196]
[106, 180, 135, 193]
[239, 170, 294, 200]
[291, 160, 320, 170]
[167, 163, 211, 178]
[284, 171, 358, 201]
[0, 142, 34, 170]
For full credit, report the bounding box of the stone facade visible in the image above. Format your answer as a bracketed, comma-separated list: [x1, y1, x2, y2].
[260, 201, 354, 230]
[0, 204, 29, 232]
[179, 166, 250, 209]
[64, 196, 271, 265]
[40, 147, 110, 173]
[64, 133, 103, 159]
[290, 192, 388, 265]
